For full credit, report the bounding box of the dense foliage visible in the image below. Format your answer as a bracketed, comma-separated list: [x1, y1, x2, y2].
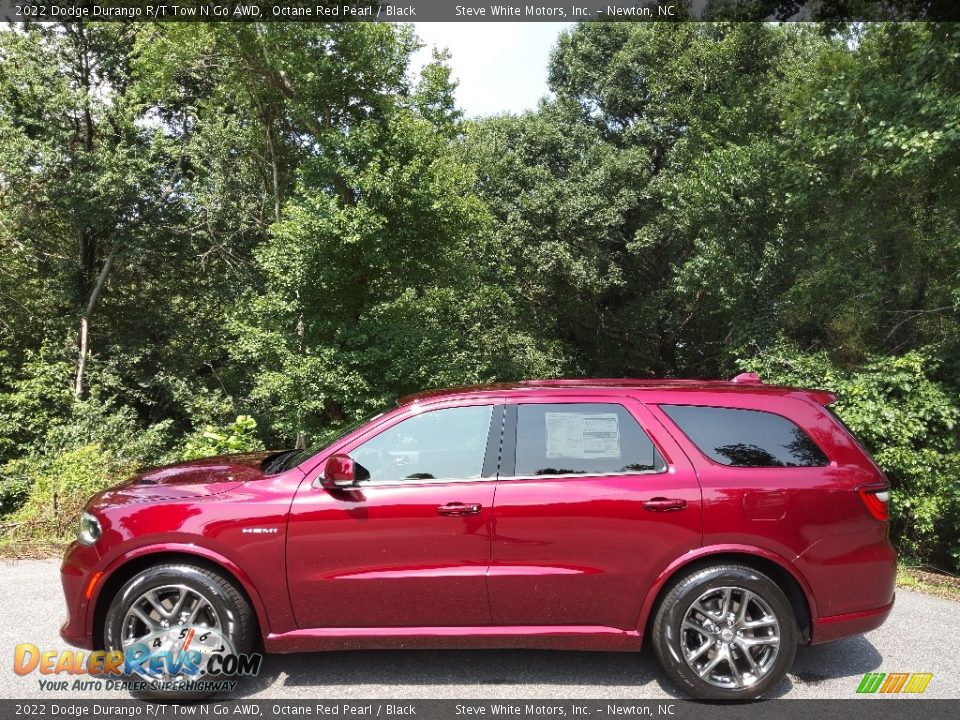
[0, 22, 957, 569]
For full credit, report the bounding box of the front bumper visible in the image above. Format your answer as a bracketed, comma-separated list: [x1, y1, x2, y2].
[59, 541, 100, 650]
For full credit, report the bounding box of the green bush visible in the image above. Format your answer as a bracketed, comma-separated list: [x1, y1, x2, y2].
[0, 379, 178, 541]
[180, 415, 264, 461]
[0, 389, 263, 547]
[0, 407, 260, 548]
[741, 342, 960, 571]
[0, 473, 30, 517]
[5, 444, 130, 540]
[0, 346, 74, 462]
[50, 399, 174, 466]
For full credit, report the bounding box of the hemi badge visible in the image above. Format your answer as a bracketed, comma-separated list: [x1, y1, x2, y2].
[242, 528, 279, 534]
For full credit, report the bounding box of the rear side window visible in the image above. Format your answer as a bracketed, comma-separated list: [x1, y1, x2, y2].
[515, 403, 665, 476]
[660, 405, 828, 468]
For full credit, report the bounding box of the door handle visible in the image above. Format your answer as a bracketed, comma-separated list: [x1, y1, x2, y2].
[642, 497, 687, 512]
[437, 502, 482, 516]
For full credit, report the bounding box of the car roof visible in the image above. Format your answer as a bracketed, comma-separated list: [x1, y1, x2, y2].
[398, 376, 837, 407]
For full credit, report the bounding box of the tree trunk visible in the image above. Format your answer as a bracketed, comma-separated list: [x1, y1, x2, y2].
[265, 118, 281, 223]
[71, 154, 183, 399]
[74, 315, 89, 399]
[72, 23, 99, 401]
[74, 246, 117, 399]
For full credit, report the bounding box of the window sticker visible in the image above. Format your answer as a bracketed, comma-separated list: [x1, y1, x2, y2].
[545, 412, 621, 459]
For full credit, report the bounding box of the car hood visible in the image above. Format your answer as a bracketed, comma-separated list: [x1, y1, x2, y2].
[89, 451, 285, 507]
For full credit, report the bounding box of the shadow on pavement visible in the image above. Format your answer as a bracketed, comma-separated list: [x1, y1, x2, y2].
[227, 635, 882, 699]
[231, 645, 671, 698]
[784, 635, 883, 691]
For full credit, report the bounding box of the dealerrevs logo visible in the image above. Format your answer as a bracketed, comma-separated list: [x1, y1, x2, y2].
[14, 624, 261, 693]
[856, 672, 933, 694]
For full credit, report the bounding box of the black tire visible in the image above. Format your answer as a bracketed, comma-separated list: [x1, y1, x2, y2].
[651, 564, 797, 701]
[103, 562, 255, 699]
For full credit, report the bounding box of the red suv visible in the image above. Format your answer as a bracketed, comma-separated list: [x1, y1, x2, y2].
[60, 376, 895, 699]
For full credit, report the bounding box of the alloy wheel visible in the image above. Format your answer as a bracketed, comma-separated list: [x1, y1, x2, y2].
[120, 583, 226, 682]
[679, 585, 781, 689]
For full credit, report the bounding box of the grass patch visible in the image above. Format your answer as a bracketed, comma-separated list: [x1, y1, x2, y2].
[0, 537, 67, 559]
[897, 564, 960, 602]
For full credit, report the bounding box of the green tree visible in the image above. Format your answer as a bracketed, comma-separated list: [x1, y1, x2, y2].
[207, 24, 563, 441]
[0, 24, 186, 399]
[470, 24, 825, 375]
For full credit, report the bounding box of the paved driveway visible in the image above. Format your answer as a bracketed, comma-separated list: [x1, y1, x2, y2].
[2, 559, 956, 699]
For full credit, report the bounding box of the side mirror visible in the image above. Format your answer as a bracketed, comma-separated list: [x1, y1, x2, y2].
[319, 453, 359, 490]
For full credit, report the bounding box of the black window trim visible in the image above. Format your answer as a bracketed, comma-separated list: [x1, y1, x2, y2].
[657, 402, 834, 470]
[481, 403, 506, 478]
[498, 400, 669, 481]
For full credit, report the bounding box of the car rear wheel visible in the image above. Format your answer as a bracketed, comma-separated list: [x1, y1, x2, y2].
[652, 564, 797, 700]
[103, 562, 255, 699]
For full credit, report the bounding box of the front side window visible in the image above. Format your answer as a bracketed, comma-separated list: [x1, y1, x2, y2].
[660, 405, 829, 468]
[349, 405, 494, 483]
[514, 403, 664, 476]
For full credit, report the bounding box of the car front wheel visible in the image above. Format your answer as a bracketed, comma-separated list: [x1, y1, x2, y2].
[103, 562, 255, 699]
[652, 564, 797, 700]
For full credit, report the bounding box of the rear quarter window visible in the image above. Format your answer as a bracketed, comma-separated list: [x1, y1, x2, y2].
[660, 404, 829, 468]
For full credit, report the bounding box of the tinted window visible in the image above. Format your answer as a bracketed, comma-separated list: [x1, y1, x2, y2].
[515, 403, 664, 476]
[350, 405, 494, 483]
[660, 405, 828, 468]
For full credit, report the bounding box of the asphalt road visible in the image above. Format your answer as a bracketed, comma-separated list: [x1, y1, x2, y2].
[2, 559, 957, 700]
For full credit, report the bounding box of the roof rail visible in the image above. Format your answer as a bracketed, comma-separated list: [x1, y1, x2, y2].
[731, 372, 763, 384]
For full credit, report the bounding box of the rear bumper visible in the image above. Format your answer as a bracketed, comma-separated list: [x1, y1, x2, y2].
[810, 596, 894, 645]
[796, 524, 897, 624]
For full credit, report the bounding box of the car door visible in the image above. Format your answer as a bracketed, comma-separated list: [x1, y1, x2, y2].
[488, 396, 702, 630]
[286, 400, 502, 629]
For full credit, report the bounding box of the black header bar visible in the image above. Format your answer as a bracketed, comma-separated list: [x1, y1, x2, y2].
[2, 0, 960, 23]
[0, 700, 958, 720]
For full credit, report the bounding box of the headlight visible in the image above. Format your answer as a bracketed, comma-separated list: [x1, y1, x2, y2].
[77, 512, 101, 546]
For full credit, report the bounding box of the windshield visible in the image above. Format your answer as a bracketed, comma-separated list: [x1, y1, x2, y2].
[263, 408, 389, 474]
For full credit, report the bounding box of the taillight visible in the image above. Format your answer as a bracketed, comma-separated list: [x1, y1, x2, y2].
[858, 487, 890, 522]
